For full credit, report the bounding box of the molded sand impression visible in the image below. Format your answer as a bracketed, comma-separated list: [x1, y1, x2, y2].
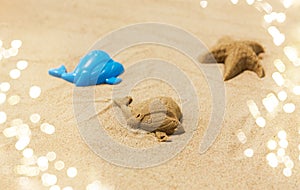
[113, 96, 183, 141]
[201, 36, 265, 81]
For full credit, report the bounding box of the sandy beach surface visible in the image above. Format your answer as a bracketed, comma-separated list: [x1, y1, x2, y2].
[1, 0, 300, 189]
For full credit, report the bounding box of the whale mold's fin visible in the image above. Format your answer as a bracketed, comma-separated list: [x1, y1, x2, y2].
[48, 65, 67, 78]
[105, 77, 122, 85]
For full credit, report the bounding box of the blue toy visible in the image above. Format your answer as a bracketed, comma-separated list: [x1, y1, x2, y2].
[48, 50, 124, 86]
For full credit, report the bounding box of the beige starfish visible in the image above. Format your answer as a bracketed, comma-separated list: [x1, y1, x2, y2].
[201, 37, 265, 81]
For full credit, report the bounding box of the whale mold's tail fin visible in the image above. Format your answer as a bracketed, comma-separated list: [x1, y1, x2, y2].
[48, 65, 67, 78]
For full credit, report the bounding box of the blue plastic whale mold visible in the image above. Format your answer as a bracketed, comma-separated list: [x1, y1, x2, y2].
[48, 50, 124, 87]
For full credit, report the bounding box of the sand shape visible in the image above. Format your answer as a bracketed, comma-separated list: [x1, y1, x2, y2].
[201, 36, 265, 81]
[113, 96, 183, 141]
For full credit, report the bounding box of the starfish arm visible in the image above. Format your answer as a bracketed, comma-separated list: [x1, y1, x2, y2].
[223, 45, 260, 81]
[243, 41, 265, 55]
[200, 52, 219, 63]
[252, 61, 265, 78]
[201, 43, 230, 63]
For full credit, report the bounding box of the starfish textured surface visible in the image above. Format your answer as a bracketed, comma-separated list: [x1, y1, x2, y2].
[201, 37, 265, 81]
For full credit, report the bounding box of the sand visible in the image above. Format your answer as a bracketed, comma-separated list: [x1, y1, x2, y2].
[1, 0, 300, 189]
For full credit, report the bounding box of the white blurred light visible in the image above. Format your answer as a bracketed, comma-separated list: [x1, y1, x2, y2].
[3, 50, 10, 58]
[276, 12, 286, 23]
[274, 59, 286, 72]
[23, 148, 34, 158]
[267, 140, 277, 150]
[278, 130, 287, 139]
[17, 60, 28, 70]
[293, 86, 300, 95]
[247, 100, 261, 118]
[46, 152, 56, 162]
[283, 168, 292, 177]
[270, 12, 277, 19]
[86, 181, 103, 190]
[16, 124, 31, 139]
[231, 0, 238, 4]
[264, 12, 279, 23]
[293, 58, 300, 67]
[8, 95, 21, 105]
[8, 48, 18, 56]
[54, 161, 65, 171]
[272, 72, 285, 86]
[3, 126, 17, 137]
[268, 26, 280, 36]
[42, 173, 57, 187]
[40, 123, 55, 135]
[264, 14, 273, 23]
[279, 139, 289, 148]
[200, 0, 208, 8]
[284, 46, 298, 62]
[246, 0, 255, 5]
[273, 33, 285, 46]
[62, 187, 73, 190]
[255, 117, 266, 127]
[9, 69, 21, 79]
[37, 156, 49, 171]
[50, 185, 61, 190]
[15, 137, 30, 150]
[0, 82, 10, 92]
[30, 113, 41, 123]
[262, 93, 279, 112]
[0, 111, 7, 124]
[29, 86, 41, 99]
[237, 131, 247, 144]
[16, 165, 40, 176]
[244, 148, 254, 157]
[277, 90, 287, 101]
[283, 103, 295, 113]
[268, 157, 279, 168]
[282, 0, 294, 8]
[11, 40, 22, 49]
[0, 93, 6, 104]
[67, 167, 78, 178]
[266, 153, 278, 167]
[285, 159, 294, 169]
[261, 2, 272, 13]
[277, 148, 286, 156]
